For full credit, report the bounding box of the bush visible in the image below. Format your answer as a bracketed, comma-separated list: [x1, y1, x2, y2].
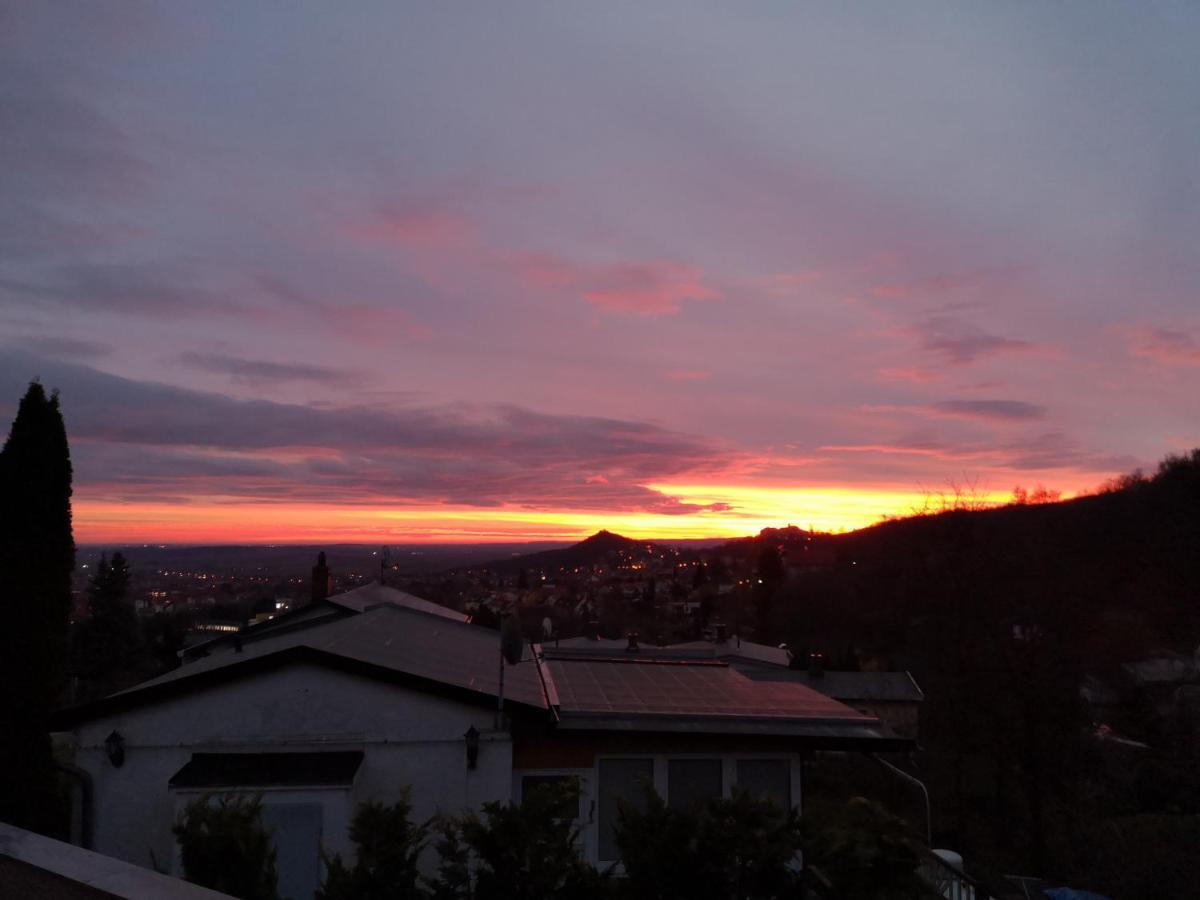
[427, 783, 607, 900]
[801, 796, 925, 900]
[319, 793, 427, 899]
[173, 794, 278, 900]
[615, 785, 802, 900]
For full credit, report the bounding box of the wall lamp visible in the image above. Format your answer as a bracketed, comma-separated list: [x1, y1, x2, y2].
[104, 730, 126, 768]
[464, 725, 479, 770]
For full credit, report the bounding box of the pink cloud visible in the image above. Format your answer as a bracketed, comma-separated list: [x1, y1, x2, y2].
[762, 271, 822, 296]
[1124, 326, 1200, 366]
[504, 251, 719, 316]
[877, 366, 941, 383]
[665, 369, 710, 382]
[354, 202, 717, 316]
[355, 197, 473, 249]
[581, 261, 718, 315]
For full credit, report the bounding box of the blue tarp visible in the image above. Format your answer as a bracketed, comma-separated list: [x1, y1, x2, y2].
[1043, 888, 1112, 900]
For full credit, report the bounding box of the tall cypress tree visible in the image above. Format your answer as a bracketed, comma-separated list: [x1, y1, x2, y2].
[0, 381, 75, 832]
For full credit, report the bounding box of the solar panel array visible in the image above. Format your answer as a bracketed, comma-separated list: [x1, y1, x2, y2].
[546, 657, 867, 720]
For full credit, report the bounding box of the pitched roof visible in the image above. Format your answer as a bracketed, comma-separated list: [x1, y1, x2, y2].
[327, 581, 469, 621]
[181, 582, 465, 662]
[53, 605, 550, 727]
[667, 639, 792, 667]
[735, 667, 925, 703]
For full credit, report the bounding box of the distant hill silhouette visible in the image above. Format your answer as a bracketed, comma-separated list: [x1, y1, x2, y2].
[476, 529, 653, 573]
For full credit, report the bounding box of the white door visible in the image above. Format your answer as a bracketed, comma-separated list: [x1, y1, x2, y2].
[262, 802, 323, 900]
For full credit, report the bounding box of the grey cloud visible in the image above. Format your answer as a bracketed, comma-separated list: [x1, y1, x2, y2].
[1, 349, 738, 514]
[1, 261, 243, 319]
[180, 352, 361, 389]
[20, 335, 112, 362]
[917, 317, 1034, 365]
[926, 400, 1046, 422]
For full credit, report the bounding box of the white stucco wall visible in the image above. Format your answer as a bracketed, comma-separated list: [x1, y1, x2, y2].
[70, 663, 512, 882]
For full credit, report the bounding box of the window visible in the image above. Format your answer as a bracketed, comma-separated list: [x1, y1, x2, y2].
[598, 758, 653, 862]
[667, 759, 722, 810]
[521, 775, 581, 819]
[736, 759, 791, 809]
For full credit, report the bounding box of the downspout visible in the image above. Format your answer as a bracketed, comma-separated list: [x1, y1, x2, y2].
[54, 762, 93, 850]
[868, 753, 931, 846]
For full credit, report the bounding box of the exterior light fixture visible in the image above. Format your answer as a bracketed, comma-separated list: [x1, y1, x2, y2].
[464, 725, 479, 770]
[104, 730, 126, 767]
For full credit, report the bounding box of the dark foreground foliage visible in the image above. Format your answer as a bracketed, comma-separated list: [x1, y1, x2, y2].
[615, 786, 803, 900]
[174, 794, 279, 900]
[319, 794, 426, 900]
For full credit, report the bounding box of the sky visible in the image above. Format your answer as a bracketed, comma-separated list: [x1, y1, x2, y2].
[2, 2, 1199, 544]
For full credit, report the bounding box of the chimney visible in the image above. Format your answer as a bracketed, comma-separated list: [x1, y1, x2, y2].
[585, 620, 600, 641]
[312, 551, 332, 605]
[626, 631, 639, 652]
[714, 623, 728, 644]
[808, 651, 825, 678]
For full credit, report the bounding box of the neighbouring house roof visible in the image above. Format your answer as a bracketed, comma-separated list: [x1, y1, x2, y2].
[552, 635, 636, 653]
[325, 581, 469, 621]
[169, 751, 364, 790]
[182, 582, 466, 662]
[734, 667, 926, 703]
[52, 605, 552, 728]
[667, 639, 793, 667]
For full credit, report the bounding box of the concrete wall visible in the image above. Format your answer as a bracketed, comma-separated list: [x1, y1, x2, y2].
[70, 663, 512, 884]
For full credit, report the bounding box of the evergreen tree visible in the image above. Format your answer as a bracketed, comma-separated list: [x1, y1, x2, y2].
[174, 794, 279, 900]
[755, 545, 785, 634]
[0, 381, 74, 833]
[318, 794, 427, 900]
[73, 551, 141, 694]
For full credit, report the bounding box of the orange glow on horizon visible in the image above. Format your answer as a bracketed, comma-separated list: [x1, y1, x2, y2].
[70, 480, 1049, 545]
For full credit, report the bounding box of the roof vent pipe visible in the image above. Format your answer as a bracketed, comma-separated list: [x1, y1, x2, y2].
[626, 632, 639, 652]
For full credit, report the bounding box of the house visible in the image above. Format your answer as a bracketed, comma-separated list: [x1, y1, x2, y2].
[52, 580, 909, 898]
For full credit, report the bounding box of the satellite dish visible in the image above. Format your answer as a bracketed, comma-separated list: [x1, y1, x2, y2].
[501, 613, 524, 665]
[542, 617, 553, 640]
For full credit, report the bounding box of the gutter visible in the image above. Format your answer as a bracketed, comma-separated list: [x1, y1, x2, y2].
[868, 753, 931, 845]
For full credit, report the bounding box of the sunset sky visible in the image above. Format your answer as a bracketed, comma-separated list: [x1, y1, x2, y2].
[3, 3, 1198, 544]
